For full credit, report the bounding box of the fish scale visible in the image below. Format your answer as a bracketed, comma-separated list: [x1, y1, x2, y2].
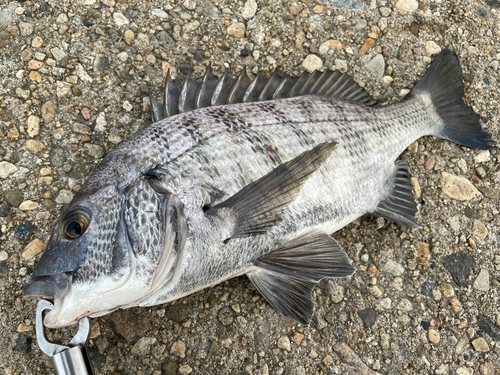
[23, 50, 495, 328]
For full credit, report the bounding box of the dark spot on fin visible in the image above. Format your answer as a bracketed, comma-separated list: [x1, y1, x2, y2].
[247, 230, 356, 325]
[375, 160, 420, 228]
[206, 142, 338, 237]
[150, 66, 377, 121]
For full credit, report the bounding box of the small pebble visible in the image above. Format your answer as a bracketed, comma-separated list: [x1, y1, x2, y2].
[383, 260, 404, 276]
[0, 161, 18, 179]
[277, 335, 291, 351]
[19, 200, 38, 211]
[424, 155, 436, 170]
[359, 38, 375, 56]
[442, 173, 482, 201]
[302, 54, 323, 72]
[428, 329, 440, 344]
[22, 239, 46, 260]
[425, 41, 442, 55]
[227, 22, 246, 38]
[170, 340, 186, 358]
[471, 338, 489, 352]
[113, 12, 129, 27]
[473, 269, 490, 292]
[449, 298, 462, 314]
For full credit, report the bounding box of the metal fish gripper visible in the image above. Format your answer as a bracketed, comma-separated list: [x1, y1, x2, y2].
[36, 300, 94, 375]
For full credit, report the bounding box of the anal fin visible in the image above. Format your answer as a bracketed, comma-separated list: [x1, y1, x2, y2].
[247, 230, 356, 325]
[206, 142, 337, 238]
[375, 160, 420, 228]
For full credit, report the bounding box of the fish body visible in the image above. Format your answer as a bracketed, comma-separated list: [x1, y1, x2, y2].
[23, 50, 494, 328]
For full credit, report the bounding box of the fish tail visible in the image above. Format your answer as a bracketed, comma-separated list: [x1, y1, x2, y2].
[412, 49, 495, 150]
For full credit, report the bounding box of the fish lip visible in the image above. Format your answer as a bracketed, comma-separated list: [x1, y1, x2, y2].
[22, 272, 72, 300]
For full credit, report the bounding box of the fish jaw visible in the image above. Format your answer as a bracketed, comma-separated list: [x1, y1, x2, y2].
[40, 271, 154, 328]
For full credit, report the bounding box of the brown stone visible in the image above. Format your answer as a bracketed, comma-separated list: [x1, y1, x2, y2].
[416, 242, 430, 263]
[26, 140, 45, 153]
[110, 310, 150, 342]
[359, 38, 376, 56]
[22, 239, 46, 260]
[449, 298, 462, 314]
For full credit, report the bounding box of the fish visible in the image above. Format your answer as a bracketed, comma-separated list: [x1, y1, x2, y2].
[23, 49, 494, 328]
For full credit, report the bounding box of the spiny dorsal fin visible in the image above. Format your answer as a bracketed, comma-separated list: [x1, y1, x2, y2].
[375, 160, 420, 228]
[149, 66, 377, 121]
[206, 142, 338, 238]
[247, 230, 356, 325]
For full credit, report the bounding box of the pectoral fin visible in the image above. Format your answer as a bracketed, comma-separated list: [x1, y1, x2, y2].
[375, 160, 420, 228]
[247, 230, 356, 325]
[206, 142, 337, 238]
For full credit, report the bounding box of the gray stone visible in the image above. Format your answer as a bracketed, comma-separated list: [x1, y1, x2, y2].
[364, 54, 385, 78]
[277, 335, 291, 351]
[55, 190, 74, 204]
[383, 260, 405, 276]
[473, 269, 490, 292]
[442, 252, 472, 287]
[131, 337, 156, 356]
[41, 100, 57, 123]
[84, 144, 105, 158]
[4, 189, 24, 207]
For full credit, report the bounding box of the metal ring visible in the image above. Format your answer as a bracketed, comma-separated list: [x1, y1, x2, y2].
[36, 300, 90, 357]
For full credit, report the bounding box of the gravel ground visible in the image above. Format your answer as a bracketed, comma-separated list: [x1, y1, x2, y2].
[1, 0, 500, 374]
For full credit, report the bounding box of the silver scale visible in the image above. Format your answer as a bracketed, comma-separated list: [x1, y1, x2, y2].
[36, 300, 94, 375]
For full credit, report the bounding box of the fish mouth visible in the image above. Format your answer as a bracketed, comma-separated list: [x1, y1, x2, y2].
[22, 272, 71, 301]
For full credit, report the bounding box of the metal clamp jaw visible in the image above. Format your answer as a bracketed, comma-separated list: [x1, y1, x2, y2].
[36, 300, 94, 375]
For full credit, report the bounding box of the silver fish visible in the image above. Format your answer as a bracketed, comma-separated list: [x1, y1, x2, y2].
[23, 49, 494, 328]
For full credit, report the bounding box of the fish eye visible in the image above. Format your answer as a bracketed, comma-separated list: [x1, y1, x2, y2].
[61, 208, 91, 240]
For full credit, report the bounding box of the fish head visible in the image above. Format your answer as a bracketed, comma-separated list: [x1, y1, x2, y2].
[23, 179, 186, 328]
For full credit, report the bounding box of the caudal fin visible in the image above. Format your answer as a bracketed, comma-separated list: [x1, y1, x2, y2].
[412, 49, 495, 150]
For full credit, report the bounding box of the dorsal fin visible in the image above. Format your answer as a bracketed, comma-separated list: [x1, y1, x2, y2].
[149, 66, 377, 121]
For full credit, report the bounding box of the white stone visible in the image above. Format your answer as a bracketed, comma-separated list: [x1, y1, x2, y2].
[335, 59, 348, 72]
[474, 150, 490, 163]
[151, 9, 169, 19]
[396, 298, 413, 312]
[277, 335, 291, 351]
[302, 54, 323, 73]
[383, 260, 405, 276]
[95, 112, 107, 132]
[425, 41, 442, 55]
[379, 298, 392, 309]
[76, 64, 93, 82]
[0, 161, 18, 179]
[56, 81, 72, 98]
[123, 101, 133, 112]
[55, 190, 74, 204]
[27, 115, 40, 137]
[19, 200, 38, 211]
[242, 0, 257, 19]
[395, 0, 418, 12]
[113, 12, 130, 27]
[50, 47, 67, 61]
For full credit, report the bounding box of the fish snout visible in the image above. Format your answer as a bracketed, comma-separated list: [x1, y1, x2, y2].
[22, 272, 71, 300]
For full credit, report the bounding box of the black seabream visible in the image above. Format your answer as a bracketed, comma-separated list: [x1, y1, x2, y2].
[23, 50, 494, 328]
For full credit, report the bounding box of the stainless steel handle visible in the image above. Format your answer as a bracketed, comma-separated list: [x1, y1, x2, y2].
[52, 346, 94, 375]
